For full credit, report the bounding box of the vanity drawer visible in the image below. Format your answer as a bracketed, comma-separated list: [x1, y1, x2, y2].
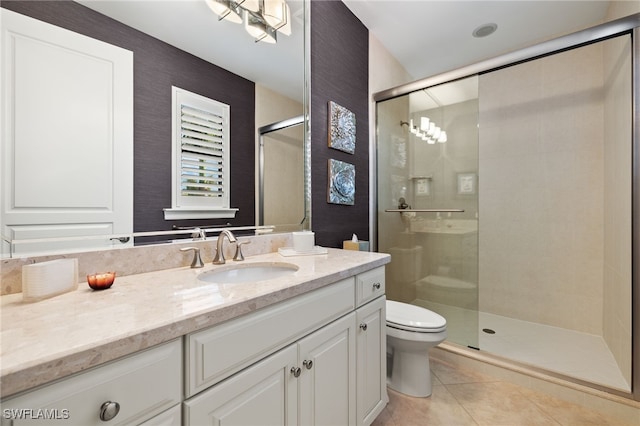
[139, 404, 181, 426]
[186, 277, 355, 397]
[356, 267, 386, 306]
[1, 339, 181, 425]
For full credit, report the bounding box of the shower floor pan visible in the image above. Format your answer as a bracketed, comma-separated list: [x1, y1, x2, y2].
[415, 299, 630, 392]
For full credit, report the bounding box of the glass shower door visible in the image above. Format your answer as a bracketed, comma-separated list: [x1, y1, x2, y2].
[376, 76, 479, 349]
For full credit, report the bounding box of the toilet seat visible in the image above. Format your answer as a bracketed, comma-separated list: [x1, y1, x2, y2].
[386, 300, 446, 333]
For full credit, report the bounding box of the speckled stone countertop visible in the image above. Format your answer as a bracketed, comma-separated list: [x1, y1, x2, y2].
[0, 248, 390, 398]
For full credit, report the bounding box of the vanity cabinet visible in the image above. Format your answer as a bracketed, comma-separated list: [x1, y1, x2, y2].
[185, 277, 356, 397]
[184, 266, 387, 426]
[1, 264, 387, 426]
[297, 312, 356, 425]
[355, 266, 386, 425]
[356, 296, 386, 425]
[184, 313, 356, 425]
[0, 339, 181, 425]
[183, 345, 298, 425]
[139, 405, 182, 426]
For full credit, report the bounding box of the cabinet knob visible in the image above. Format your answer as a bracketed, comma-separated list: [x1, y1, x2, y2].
[99, 401, 120, 421]
[291, 366, 301, 378]
[372, 282, 381, 290]
[360, 323, 368, 331]
[303, 359, 313, 370]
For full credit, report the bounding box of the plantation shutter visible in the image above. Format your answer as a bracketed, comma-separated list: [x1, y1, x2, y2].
[180, 105, 225, 198]
[164, 87, 238, 220]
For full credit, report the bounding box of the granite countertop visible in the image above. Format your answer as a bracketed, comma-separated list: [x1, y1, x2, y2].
[0, 248, 390, 398]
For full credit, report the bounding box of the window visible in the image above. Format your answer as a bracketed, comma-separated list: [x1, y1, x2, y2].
[164, 87, 238, 220]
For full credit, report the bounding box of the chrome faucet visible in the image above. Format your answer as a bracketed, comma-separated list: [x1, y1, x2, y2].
[212, 229, 237, 264]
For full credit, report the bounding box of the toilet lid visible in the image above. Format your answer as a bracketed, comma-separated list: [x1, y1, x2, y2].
[386, 300, 446, 332]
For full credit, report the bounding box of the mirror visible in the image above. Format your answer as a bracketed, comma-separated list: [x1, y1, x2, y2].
[258, 115, 305, 230]
[1, 0, 308, 258]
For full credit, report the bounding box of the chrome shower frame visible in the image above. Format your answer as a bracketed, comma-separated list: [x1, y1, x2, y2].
[372, 13, 640, 401]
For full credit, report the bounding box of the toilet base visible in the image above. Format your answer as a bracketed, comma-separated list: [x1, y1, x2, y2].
[387, 348, 433, 397]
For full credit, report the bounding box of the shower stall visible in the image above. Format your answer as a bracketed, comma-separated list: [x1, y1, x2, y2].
[375, 14, 639, 399]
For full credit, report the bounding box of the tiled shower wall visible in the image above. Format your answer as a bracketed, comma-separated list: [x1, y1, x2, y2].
[478, 35, 633, 386]
[478, 42, 607, 335]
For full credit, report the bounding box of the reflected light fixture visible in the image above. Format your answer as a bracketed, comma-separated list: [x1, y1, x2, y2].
[206, 0, 291, 43]
[401, 117, 447, 144]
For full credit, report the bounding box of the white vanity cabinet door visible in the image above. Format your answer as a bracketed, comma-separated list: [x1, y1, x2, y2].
[356, 296, 387, 426]
[1, 340, 181, 426]
[298, 312, 357, 426]
[184, 345, 298, 426]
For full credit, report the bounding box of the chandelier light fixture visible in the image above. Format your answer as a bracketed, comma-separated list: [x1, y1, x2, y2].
[205, 0, 291, 43]
[402, 117, 447, 144]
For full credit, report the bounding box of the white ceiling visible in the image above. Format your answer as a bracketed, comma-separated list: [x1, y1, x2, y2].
[343, 0, 611, 81]
[76, 1, 613, 104]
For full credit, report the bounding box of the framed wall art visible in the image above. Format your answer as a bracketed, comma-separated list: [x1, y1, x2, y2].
[328, 101, 356, 154]
[457, 173, 477, 195]
[328, 159, 355, 205]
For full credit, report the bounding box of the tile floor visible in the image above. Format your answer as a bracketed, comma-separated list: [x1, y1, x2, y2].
[371, 356, 633, 426]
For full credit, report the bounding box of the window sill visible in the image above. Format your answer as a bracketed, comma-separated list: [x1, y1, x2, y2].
[163, 208, 238, 220]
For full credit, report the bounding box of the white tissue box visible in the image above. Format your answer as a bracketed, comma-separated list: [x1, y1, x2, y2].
[22, 259, 78, 302]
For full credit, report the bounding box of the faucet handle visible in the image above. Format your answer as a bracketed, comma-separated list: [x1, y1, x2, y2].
[180, 247, 204, 268]
[233, 241, 251, 261]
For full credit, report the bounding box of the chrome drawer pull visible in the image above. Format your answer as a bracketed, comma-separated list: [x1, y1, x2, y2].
[291, 366, 301, 378]
[360, 323, 368, 331]
[372, 282, 381, 290]
[303, 360, 313, 370]
[99, 401, 120, 421]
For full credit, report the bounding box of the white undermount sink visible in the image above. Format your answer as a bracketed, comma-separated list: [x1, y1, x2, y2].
[197, 262, 299, 284]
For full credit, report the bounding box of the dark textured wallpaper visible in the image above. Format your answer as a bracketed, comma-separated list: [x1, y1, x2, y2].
[2, 1, 255, 235]
[311, 0, 369, 248]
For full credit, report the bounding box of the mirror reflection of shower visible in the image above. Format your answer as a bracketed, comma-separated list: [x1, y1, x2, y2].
[258, 116, 305, 232]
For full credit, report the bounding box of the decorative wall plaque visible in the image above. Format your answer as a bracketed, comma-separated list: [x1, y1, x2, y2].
[328, 101, 356, 154]
[328, 159, 355, 205]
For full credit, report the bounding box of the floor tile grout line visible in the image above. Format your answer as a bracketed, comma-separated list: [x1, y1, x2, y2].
[440, 382, 482, 426]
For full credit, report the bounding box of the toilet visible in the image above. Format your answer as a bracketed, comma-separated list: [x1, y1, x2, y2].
[386, 300, 447, 397]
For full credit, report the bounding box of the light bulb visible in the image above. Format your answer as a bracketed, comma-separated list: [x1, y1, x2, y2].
[205, 0, 243, 23]
[427, 122, 436, 136]
[438, 131, 448, 143]
[263, 0, 287, 29]
[420, 117, 430, 131]
[242, 0, 260, 12]
[245, 11, 277, 43]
